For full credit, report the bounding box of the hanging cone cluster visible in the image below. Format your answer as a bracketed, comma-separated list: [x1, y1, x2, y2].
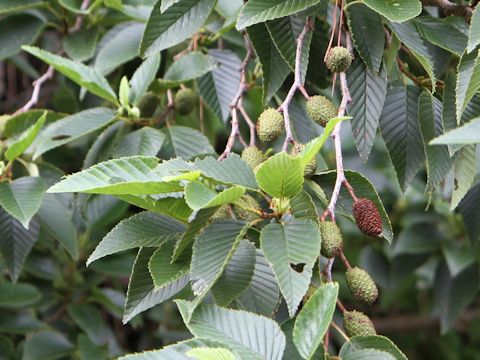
[345, 267, 378, 305]
[174, 88, 195, 115]
[306, 95, 338, 127]
[343, 310, 377, 337]
[325, 46, 353, 73]
[241, 146, 264, 170]
[256, 108, 284, 142]
[352, 198, 383, 236]
[319, 221, 343, 258]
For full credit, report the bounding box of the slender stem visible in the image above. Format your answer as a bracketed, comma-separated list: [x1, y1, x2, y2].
[331, 321, 350, 342]
[13, 66, 54, 115]
[69, 0, 90, 32]
[219, 34, 254, 159]
[339, 250, 352, 270]
[336, 299, 347, 313]
[278, 17, 313, 151]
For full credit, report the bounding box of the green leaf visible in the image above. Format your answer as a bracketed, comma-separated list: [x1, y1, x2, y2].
[161, 51, 218, 87]
[191, 154, 258, 189]
[124, 248, 190, 323]
[185, 182, 245, 211]
[347, 4, 385, 73]
[414, 16, 467, 56]
[0, 208, 40, 282]
[314, 170, 393, 242]
[5, 111, 45, 161]
[161, 126, 216, 159]
[190, 220, 248, 297]
[450, 145, 476, 210]
[434, 261, 479, 333]
[0, 14, 45, 60]
[347, 58, 387, 161]
[149, 240, 190, 289]
[171, 208, 217, 262]
[339, 336, 407, 360]
[246, 23, 290, 103]
[0, 176, 45, 228]
[293, 282, 339, 359]
[22, 331, 74, 360]
[178, 302, 286, 360]
[119, 76, 130, 108]
[459, 183, 480, 242]
[87, 211, 184, 265]
[442, 71, 462, 156]
[255, 152, 304, 199]
[0, 0, 45, 15]
[37, 194, 78, 259]
[211, 240, 256, 306]
[48, 156, 184, 195]
[379, 83, 424, 191]
[0, 282, 41, 308]
[290, 191, 317, 221]
[187, 348, 236, 360]
[78, 335, 110, 360]
[140, 0, 216, 57]
[443, 244, 477, 277]
[389, 21, 436, 90]
[197, 49, 242, 122]
[95, 22, 144, 75]
[236, 0, 322, 30]
[129, 53, 161, 105]
[281, 319, 305, 360]
[362, 0, 421, 22]
[68, 304, 114, 348]
[343, 349, 396, 360]
[33, 107, 117, 159]
[237, 249, 280, 317]
[260, 219, 321, 316]
[22, 46, 118, 104]
[63, 27, 99, 62]
[456, 49, 480, 121]
[467, 5, 480, 53]
[119, 339, 237, 359]
[112, 127, 165, 158]
[418, 92, 453, 194]
[266, 15, 312, 82]
[299, 117, 348, 167]
[430, 117, 480, 145]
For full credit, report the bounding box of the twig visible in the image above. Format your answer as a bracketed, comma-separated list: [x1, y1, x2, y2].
[278, 17, 314, 151]
[421, 0, 473, 21]
[219, 34, 254, 159]
[69, 0, 90, 32]
[14, 0, 89, 114]
[13, 66, 54, 115]
[339, 249, 352, 270]
[336, 299, 347, 313]
[330, 321, 349, 342]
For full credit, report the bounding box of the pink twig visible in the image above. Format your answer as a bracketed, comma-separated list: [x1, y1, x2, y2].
[14, 66, 54, 115]
[219, 34, 254, 159]
[69, 0, 90, 32]
[278, 17, 313, 151]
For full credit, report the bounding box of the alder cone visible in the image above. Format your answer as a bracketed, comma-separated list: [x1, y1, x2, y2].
[343, 310, 376, 337]
[345, 267, 378, 305]
[353, 198, 382, 236]
[319, 221, 343, 258]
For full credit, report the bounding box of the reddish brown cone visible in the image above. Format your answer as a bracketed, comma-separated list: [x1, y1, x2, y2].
[352, 198, 382, 236]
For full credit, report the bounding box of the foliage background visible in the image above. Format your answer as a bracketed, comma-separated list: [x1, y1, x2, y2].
[1, 0, 480, 359]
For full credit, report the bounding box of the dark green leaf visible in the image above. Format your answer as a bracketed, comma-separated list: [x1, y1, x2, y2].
[23, 46, 118, 104]
[379, 82, 424, 191]
[0, 14, 45, 60]
[347, 58, 387, 161]
[347, 4, 385, 73]
[140, 0, 216, 57]
[0, 282, 41, 308]
[63, 27, 99, 62]
[362, 0, 421, 22]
